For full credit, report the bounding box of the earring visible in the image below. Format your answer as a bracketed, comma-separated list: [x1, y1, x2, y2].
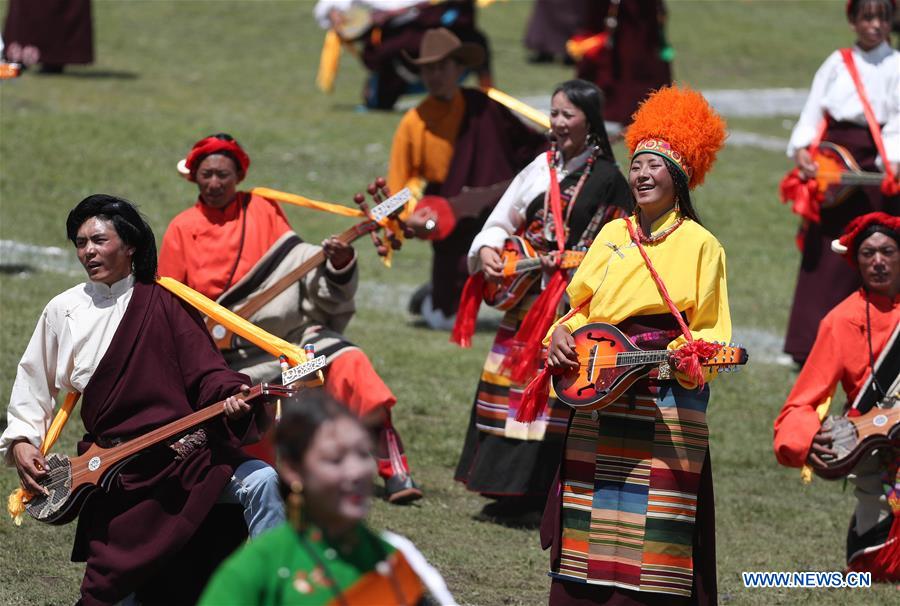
[288, 479, 304, 530]
[673, 194, 681, 213]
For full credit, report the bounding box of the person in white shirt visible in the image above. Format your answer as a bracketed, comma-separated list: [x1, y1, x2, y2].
[453, 80, 632, 521]
[783, 0, 900, 365]
[1, 195, 284, 604]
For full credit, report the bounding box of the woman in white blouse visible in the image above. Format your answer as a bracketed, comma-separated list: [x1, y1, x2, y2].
[783, 0, 900, 365]
[453, 80, 632, 521]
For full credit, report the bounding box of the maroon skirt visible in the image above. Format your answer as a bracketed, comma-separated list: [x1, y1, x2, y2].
[783, 121, 900, 364]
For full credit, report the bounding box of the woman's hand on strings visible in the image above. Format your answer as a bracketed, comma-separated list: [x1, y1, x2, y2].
[224, 385, 252, 420]
[479, 246, 505, 282]
[547, 326, 579, 371]
[795, 148, 818, 180]
[540, 252, 558, 276]
[11, 440, 49, 496]
[806, 428, 836, 468]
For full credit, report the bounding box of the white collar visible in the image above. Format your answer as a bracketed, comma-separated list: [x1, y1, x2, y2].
[86, 274, 135, 301]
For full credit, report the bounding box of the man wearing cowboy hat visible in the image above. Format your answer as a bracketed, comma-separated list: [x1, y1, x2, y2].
[387, 27, 546, 329]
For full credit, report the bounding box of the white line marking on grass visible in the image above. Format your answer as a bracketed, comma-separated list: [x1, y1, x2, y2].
[1, 239, 793, 364]
[0, 239, 81, 275]
[519, 87, 808, 119]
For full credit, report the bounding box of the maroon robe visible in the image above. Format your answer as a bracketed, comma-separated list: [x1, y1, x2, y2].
[426, 88, 547, 316]
[70, 281, 265, 605]
[3, 0, 93, 66]
[575, 0, 671, 125]
[524, 0, 591, 58]
[360, 0, 491, 110]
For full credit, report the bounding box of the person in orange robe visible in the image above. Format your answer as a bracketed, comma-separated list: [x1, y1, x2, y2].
[387, 28, 546, 329]
[159, 134, 422, 504]
[774, 212, 900, 580]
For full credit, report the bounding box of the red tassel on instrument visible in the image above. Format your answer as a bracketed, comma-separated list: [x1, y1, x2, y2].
[881, 175, 900, 197]
[516, 368, 551, 423]
[450, 273, 485, 348]
[501, 271, 568, 384]
[669, 339, 721, 389]
[779, 168, 822, 224]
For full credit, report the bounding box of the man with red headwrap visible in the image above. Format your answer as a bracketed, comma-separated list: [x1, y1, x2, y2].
[775, 212, 900, 581]
[159, 134, 422, 504]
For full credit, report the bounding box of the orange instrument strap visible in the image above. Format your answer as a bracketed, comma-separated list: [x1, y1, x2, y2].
[839, 48, 896, 181]
[7, 391, 81, 525]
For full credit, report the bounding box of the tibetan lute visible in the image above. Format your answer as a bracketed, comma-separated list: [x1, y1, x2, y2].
[24, 379, 311, 525]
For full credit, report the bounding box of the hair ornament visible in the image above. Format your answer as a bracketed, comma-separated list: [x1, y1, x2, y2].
[625, 85, 726, 190]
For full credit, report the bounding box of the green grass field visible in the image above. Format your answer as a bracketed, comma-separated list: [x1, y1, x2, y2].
[0, 1, 894, 604]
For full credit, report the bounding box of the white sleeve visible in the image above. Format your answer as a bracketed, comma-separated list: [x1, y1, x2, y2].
[313, 0, 354, 29]
[466, 156, 544, 274]
[883, 71, 900, 165]
[787, 52, 839, 158]
[0, 308, 61, 465]
[381, 531, 457, 606]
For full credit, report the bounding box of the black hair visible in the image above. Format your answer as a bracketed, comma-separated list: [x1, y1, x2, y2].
[853, 223, 900, 256]
[193, 132, 243, 176]
[66, 194, 158, 283]
[662, 158, 702, 225]
[552, 79, 616, 163]
[848, 0, 894, 21]
[275, 391, 362, 464]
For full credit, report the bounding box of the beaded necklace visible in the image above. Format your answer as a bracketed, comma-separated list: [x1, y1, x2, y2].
[632, 207, 685, 244]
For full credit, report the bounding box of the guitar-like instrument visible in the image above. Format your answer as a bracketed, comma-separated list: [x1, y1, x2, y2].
[813, 142, 885, 208]
[24, 356, 326, 525]
[812, 323, 899, 480]
[483, 236, 586, 311]
[552, 323, 748, 410]
[206, 182, 410, 350]
[811, 405, 899, 480]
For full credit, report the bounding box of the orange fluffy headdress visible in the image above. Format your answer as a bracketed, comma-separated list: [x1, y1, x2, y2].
[625, 85, 726, 190]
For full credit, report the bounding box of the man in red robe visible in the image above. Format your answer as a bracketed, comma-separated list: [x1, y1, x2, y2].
[159, 134, 422, 504]
[774, 212, 900, 580]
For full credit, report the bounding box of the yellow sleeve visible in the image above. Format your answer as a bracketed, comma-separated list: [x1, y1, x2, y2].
[387, 111, 418, 209]
[668, 238, 732, 388]
[543, 221, 618, 344]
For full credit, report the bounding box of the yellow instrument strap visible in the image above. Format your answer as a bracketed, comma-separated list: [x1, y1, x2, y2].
[484, 87, 550, 130]
[157, 277, 304, 366]
[251, 187, 365, 218]
[7, 391, 81, 525]
[316, 29, 342, 94]
[800, 394, 834, 484]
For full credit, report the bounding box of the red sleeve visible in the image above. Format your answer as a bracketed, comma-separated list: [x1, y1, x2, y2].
[773, 313, 844, 467]
[267, 200, 292, 236]
[158, 221, 188, 282]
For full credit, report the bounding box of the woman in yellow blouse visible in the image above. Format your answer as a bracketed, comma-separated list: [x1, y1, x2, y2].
[542, 86, 730, 605]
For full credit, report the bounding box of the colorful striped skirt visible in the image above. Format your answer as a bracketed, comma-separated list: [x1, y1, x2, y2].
[455, 294, 570, 497]
[549, 381, 712, 599]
